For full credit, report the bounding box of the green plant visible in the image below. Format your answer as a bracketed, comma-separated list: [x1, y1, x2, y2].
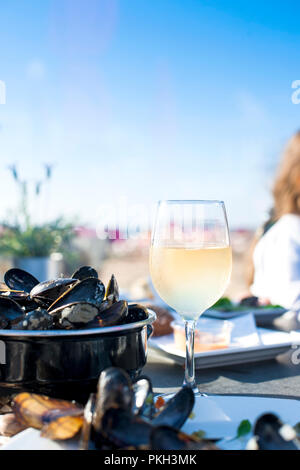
[0, 165, 75, 258]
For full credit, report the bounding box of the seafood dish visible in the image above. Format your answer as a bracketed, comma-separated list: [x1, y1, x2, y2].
[11, 366, 300, 450]
[0, 266, 149, 330]
[11, 367, 218, 450]
[0, 267, 156, 400]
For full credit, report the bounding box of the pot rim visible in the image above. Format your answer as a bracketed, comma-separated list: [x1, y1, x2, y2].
[0, 309, 156, 338]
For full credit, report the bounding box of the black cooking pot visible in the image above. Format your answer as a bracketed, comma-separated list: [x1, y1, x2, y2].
[0, 310, 156, 403]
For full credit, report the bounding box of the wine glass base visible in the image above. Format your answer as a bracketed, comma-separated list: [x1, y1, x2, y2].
[157, 386, 208, 400]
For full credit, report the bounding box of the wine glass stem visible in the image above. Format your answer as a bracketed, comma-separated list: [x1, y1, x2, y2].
[183, 319, 197, 390]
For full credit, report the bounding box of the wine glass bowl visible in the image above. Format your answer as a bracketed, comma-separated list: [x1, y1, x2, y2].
[149, 200, 232, 391]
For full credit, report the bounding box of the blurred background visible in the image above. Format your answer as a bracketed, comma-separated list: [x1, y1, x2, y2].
[0, 0, 299, 300]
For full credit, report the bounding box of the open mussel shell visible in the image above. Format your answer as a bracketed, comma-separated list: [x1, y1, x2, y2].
[48, 277, 105, 313]
[150, 426, 218, 450]
[249, 413, 300, 450]
[125, 304, 148, 324]
[132, 376, 154, 418]
[0, 297, 25, 328]
[0, 289, 38, 313]
[72, 266, 98, 281]
[152, 387, 194, 429]
[105, 274, 119, 303]
[0, 289, 29, 302]
[30, 278, 77, 307]
[86, 300, 128, 328]
[80, 393, 96, 450]
[93, 368, 133, 431]
[4, 268, 39, 293]
[101, 408, 153, 449]
[13, 393, 84, 440]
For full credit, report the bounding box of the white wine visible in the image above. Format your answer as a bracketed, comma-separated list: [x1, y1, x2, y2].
[150, 245, 232, 320]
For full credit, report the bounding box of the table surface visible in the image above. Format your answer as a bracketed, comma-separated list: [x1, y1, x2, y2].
[144, 311, 300, 399]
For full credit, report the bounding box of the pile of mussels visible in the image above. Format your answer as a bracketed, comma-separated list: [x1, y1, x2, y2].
[0, 266, 148, 330]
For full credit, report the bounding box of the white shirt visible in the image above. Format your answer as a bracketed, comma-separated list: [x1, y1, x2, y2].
[251, 214, 300, 310]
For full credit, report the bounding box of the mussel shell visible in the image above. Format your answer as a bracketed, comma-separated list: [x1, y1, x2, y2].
[51, 302, 99, 325]
[30, 278, 77, 306]
[150, 426, 218, 450]
[125, 304, 148, 324]
[132, 377, 153, 418]
[98, 299, 112, 313]
[13, 393, 83, 440]
[253, 413, 300, 450]
[72, 266, 98, 281]
[105, 274, 119, 303]
[4, 268, 39, 293]
[0, 297, 25, 327]
[152, 387, 194, 429]
[0, 289, 29, 302]
[80, 393, 96, 450]
[0, 290, 38, 312]
[12, 308, 54, 331]
[48, 277, 105, 312]
[86, 301, 128, 328]
[93, 367, 133, 432]
[100, 408, 152, 449]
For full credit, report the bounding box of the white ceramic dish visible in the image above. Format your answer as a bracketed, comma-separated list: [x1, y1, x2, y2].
[149, 323, 300, 369]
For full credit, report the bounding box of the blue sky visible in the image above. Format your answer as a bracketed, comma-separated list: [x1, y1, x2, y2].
[0, 0, 300, 229]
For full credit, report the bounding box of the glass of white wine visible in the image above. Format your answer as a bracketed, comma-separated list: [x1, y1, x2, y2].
[150, 200, 232, 392]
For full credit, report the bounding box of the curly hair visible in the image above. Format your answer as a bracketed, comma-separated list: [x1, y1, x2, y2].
[273, 131, 300, 218]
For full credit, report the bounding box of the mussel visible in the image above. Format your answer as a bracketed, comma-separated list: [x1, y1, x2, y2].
[101, 408, 153, 448]
[105, 274, 119, 304]
[93, 368, 133, 431]
[132, 376, 153, 417]
[248, 413, 300, 450]
[72, 266, 98, 281]
[48, 277, 105, 312]
[125, 304, 148, 324]
[11, 308, 54, 331]
[86, 301, 128, 328]
[87, 368, 195, 449]
[152, 387, 194, 429]
[4, 268, 39, 293]
[50, 302, 99, 328]
[31, 278, 77, 308]
[12, 393, 83, 440]
[0, 297, 25, 328]
[150, 426, 218, 450]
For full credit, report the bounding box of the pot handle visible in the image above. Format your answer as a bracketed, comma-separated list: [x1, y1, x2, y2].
[147, 324, 153, 339]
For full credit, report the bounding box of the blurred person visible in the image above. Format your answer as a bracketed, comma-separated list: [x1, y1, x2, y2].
[250, 131, 300, 310]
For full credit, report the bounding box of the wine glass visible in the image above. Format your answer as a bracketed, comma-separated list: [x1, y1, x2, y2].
[149, 200, 232, 392]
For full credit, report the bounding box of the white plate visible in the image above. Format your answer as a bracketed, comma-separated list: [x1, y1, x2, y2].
[204, 307, 286, 320]
[3, 395, 300, 450]
[182, 395, 300, 450]
[149, 326, 300, 369]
